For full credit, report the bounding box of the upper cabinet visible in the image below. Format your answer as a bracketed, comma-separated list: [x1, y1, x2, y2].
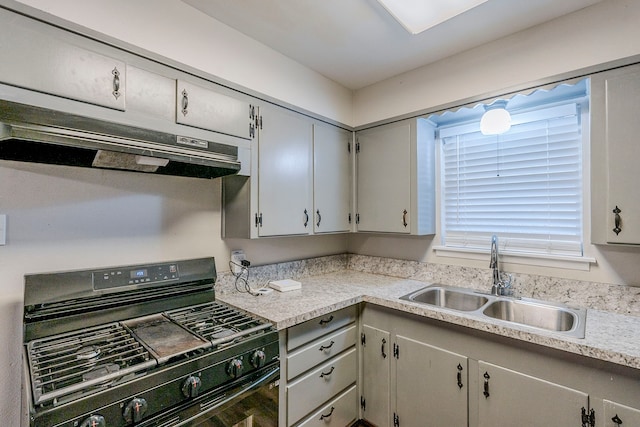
[313, 123, 352, 234]
[355, 118, 436, 235]
[0, 9, 125, 110]
[591, 63, 640, 245]
[175, 80, 253, 140]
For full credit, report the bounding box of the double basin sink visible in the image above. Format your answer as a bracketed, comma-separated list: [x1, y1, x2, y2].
[400, 284, 586, 339]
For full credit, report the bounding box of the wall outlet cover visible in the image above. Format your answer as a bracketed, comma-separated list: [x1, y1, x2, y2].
[230, 250, 246, 274]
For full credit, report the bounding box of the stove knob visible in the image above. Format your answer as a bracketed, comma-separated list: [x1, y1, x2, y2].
[123, 397, 148, 424]
[250, 350, 266, 368]
[182, 375, 202, 398]
[227, 358, 244, 378]
[79, 415, 106, 427]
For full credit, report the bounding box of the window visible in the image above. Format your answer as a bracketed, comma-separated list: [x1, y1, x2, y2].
[437, 81, 588, 260]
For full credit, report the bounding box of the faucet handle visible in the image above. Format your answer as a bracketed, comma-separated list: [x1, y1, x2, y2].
[499, 273, 515, 296]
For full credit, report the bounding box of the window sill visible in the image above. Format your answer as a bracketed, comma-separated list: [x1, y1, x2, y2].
[433, 246, 596, 271]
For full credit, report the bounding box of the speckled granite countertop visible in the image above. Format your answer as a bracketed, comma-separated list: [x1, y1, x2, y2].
[217, 270, 640, 371]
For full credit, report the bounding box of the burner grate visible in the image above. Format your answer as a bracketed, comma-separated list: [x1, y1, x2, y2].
[166, 302, 273, 346]
[27, 322, 156, 406]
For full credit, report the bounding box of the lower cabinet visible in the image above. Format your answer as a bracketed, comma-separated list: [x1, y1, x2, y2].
[360, 304, 640, 427]
[283, 306, 358, 427]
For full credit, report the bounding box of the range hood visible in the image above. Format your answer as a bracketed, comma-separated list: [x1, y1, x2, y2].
[0, 100, 241, 179]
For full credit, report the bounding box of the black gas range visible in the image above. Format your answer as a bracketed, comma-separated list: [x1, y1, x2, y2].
[22, 258, 279, 427]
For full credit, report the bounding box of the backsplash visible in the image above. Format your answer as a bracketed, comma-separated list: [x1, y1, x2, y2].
[217, 253, 640, 317]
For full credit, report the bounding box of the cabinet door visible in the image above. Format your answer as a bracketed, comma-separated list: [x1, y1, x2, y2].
[591, 64, 640, 244]
[395, 335, 468, 427]
[478, 361, 588, 427]
[361, 324, 391, 427]
[0, 10, 125, 110]
[313, 123, 351, 233]
[356, 122, 411, 233]
[176, 79, 251, 139]
[257, 105, 312, 236]
[603, 400, 640, 427]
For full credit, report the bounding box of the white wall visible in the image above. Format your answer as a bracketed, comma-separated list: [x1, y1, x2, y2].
[354, 0, 640, 126]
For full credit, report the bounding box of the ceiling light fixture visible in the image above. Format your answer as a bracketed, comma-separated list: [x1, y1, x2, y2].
[480, 100, 511, 135]
[376, 0, 489, 35]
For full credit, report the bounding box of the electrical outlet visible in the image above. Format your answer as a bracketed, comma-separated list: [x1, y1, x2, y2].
[230, 250, 246, 274]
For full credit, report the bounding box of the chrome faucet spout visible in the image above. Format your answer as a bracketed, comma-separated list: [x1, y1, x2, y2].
[490, 235, 507, 295]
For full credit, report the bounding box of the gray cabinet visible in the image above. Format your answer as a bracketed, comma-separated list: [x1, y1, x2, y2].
[284, 306, 358, 427]
[360, 324, 391, 426]
[355, 118, 435, 235]
[0, 9, 125, 111]
[591, 63, 640, 244]
[602, 400, 640, 427]
[175, 79, 252, 140]
[313, 123, 352, 234]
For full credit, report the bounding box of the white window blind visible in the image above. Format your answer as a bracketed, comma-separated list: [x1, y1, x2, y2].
[441, 103, 583, 257]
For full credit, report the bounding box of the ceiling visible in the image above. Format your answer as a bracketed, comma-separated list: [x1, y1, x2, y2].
[182, 0, 604, 90]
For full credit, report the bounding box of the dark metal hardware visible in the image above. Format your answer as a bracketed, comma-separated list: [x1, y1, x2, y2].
[356, 142, 360, 153]
[393, 412, 399, 427]
[255, 213, 263, 228]
[457, 363, 463, 389]
[393, 342, 399, 359]
[613, 206, 622, 235]
[319, 406, 335, 421]
[361, 332, 366, 346]
[360, 395, 366, 411]
[581, 407, 595, 427]
[402, 209, 408, 228]
[483, 372, 490, 398]
[319, 366, 334, 379]
[249, 123, 255, 138]
[258, 115, 263, 129]
[356, 213, 360, 224]
[319, 340, 335, 352]
[249, 105, 255, 119]
[381, 338, 387, 359]
[319, 315, 334, 325]
[612, 414, 623, 425]
[181, 89, 189, 116]
[111, 67, 121, 100]
[304, 209, 309, 227]
[316, 209, 321, 227]
[348, 142, 351, 153]
[348, 213, 352, 224]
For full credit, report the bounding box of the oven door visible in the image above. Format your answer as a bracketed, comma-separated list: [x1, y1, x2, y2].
[140, 363, 279, 427]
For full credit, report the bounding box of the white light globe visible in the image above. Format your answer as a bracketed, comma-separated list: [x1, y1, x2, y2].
[480, 108, 511, 135]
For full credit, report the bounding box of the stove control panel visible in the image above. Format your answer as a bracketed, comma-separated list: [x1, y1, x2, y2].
[93, 263, 179, 290]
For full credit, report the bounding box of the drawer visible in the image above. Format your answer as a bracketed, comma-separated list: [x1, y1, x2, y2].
[295, 385, 358, 427]
[287, 306, 356, 351]
[287, 348, 357, 426]
[287, 324, 357, 380]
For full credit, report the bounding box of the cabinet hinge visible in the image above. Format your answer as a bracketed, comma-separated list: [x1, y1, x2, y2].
[393, 343, 399, 359]
[360, 395, 366, 411]
[249, 104, 255, 120]
[348, 213, 352, 224]
[393, 412, 399, 427]
[356, 213, 360, 224]
[581, 407, 595, 427]
[360, 332, 366, 346]
[254, 213, 263, 228]
[258, 115, 263, 130]
[249, 123, 255, 139]
[356, 142, 360, 153]
[348, 142, 351, 153]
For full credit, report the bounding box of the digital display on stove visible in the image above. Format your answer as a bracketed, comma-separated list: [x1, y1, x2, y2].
[130, 269, 148, 279]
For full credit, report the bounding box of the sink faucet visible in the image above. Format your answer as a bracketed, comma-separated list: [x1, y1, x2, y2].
[490, 235, 512, 296]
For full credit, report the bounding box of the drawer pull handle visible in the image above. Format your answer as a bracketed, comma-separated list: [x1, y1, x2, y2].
[319, 406, 335, 421]
[483, 371, 490, 398]
[319, 340, 335, 352]
[111, 67, 121, 99]
[612, 414, 622, 425]
[319, 366, 335, 379]
[319, 315, 334, 326]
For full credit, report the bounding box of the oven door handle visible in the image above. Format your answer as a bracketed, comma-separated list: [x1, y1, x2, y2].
[174, 364, 280, 426]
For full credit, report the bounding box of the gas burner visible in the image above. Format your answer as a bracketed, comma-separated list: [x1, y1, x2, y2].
[82, 363, 120, 383]
[76, 345, 101, 362]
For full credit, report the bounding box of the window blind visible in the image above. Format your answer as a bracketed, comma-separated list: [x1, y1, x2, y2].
[441, 103, 583, 257]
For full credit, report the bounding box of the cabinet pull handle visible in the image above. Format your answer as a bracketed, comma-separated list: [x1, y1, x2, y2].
[316, 209, 322, 227]
[402, 209, 408, 228]
[319, 340, 335, 352]
[318, 315, 333, 325]
[112, 67, 121, 99]
[381, 338, 387, 359]
[612, 414, 622, 425]
[457, 363, 464, 389]
[304, 209, 309, 227]
[319, 406, 335, 421]
[613, 206, 622, 235]
[181, 89, 189, 116]
[483, 371, 490, 398]
[319, 366, 335, 379]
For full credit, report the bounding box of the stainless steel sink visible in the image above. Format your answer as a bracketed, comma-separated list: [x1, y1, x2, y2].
[482, 299, 584, 336]
[400, 284, 586, 338]
[401, 286, 489, 311]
